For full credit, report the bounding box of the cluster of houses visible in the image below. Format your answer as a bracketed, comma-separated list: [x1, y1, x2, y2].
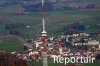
[47, 0, 71, 3]
[67, 33, 100, 47]
[12, 32, 99, 63]
[21, 0, 71, 4]
[25, 32, 100, 51]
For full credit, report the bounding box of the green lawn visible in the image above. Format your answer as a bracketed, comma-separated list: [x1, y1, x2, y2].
[96, 37, 100, 41]
[0, 37, 24, 52]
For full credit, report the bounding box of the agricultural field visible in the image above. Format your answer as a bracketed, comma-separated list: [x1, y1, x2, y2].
[0, 2, 99, 36]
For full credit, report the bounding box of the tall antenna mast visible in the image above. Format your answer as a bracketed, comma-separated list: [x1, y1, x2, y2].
[41, 0, 47, 34]
[41, 0, 48, 66]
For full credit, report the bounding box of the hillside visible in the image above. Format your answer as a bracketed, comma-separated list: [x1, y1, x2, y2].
[0, 0, 100, 38]
[0, 35, 25, 52]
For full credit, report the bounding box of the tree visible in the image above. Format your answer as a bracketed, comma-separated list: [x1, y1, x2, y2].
[95, 54, 100, 61]
[23, 2, 53, 12]
[23, 45, 28, 51]
[86, 4, 95, 9]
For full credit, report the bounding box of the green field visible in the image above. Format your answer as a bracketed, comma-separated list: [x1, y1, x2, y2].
[0, 1, 100, 37]
[0, 36, 24, 52]
[0, 10, 100, 36]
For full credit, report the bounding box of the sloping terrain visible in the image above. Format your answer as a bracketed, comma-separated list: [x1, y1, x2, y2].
[0, 0, 99, 37]
[0, 35, 25, 52]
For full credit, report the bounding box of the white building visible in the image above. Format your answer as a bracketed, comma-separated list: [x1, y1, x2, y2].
[88, 40, 100, 45]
